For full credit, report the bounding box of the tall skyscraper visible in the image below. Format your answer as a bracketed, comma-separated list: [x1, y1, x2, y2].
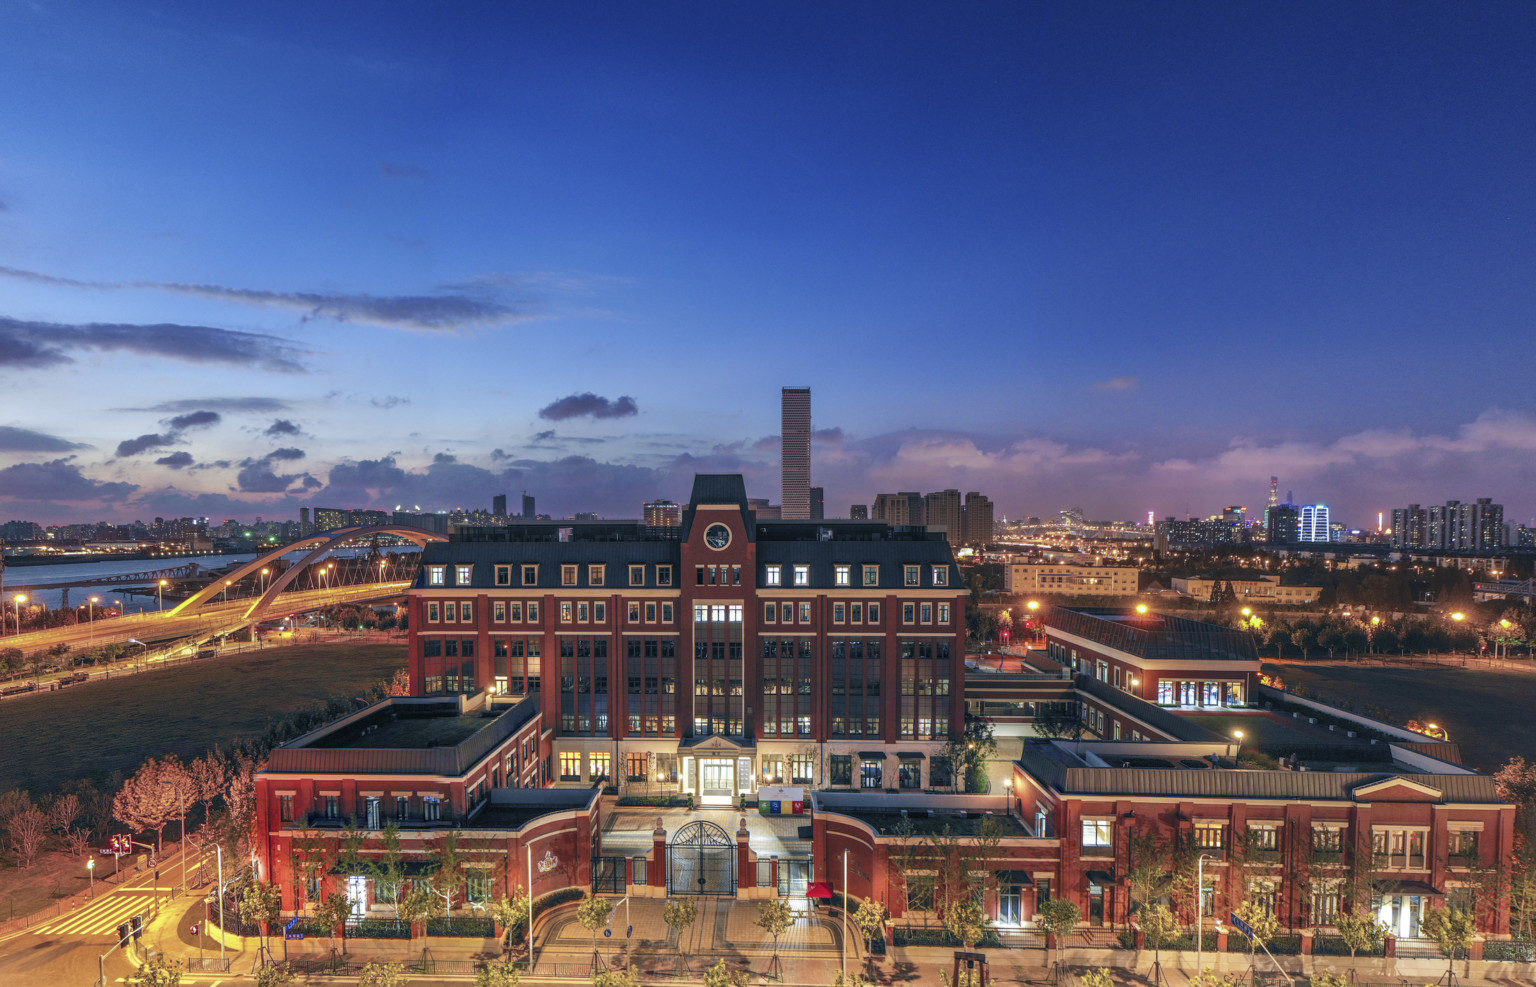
[808, 486, 824, 521]
[963, 491, 995, 545]
[521, 492, 536, 519]
[924, 489, 964, 543]
[781, 386, 811, 520]
[299, 506, 311, 536]
[1265, 503, 1300, 544]
[1298, 504, 1331, 542]
[849, 505, 868, 520]
[644, 499, 682, 527]
[493, 494, 507, 517]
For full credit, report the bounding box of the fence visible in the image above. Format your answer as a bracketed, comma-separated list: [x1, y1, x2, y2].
[593, 856, 627, 894]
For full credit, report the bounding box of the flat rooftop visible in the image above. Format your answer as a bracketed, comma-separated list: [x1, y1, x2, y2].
[839, 810, 1033, 838]
[1046, 607, 1259, 662]
[305, 709, 492, 750]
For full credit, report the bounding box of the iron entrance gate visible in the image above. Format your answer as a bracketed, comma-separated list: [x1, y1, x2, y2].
[668, 820, 735, 895]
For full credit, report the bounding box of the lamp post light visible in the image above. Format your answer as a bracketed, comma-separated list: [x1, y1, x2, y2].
[87, 857, 95, 898]
[260, 568, 270, 594]
[1129, 675, 1140, 698]
[157, 580, 168, 611]
[88, 596, 99, 645]
[1003, 779, 1013, 818]
[1196, 853, 1215, 973]
[1232, 729, 1244, 762]
[12, 594, 26, 635]
[1135, 603, 1149, 614]
[222, 579, 232, 602]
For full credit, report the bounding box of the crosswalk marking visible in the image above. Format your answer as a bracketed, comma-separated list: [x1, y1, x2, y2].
[36, 889, 165, 936]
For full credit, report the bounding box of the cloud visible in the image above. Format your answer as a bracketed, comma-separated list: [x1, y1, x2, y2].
[538, 393, 638, 421]
[433, 453, 457, 464]
[1093, 376, 1139, 391]
[812, 427, 844, 443]
[371, 395, 409, 409]
[116, 432, 177, 457]
[380, 162, 425, 179]
[155, 451, 194, 469]
[0, 426, 88, 453]
[264, 419, 302, 437]
[165, 410, 220, 430]
[0, 266, 536, 334]
[490, 448, 509, 461]
[127, 397, 291, 413]
[234, 447, 313, 492]
[0, 316, 308, 372]
[0, 458, 136, 501]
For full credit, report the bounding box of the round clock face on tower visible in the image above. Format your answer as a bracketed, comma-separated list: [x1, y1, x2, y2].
[704, 523, 731, 550]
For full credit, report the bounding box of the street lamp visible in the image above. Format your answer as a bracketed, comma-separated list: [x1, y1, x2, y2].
[12, 594, 26, 635]
[1129, 675, 1140, 697]
[222, 579, 232, 602]
[1003, 779, 1013, 817]
[260, 567, 270, 594]
[1232, 729, 1244, 762]
[87, 857, 95, 897]
[88, 596, 99, 645]
[157, 579, 168, 611]
[1135, 603, 1149, 614]
[1451, 612, 1466, 622]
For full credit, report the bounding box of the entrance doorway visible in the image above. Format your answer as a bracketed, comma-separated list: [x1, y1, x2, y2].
[347, 875, 368, 919]
[1087, 883, 1105, 926]
[668, 820, 736, 896]
[700, 758, 735, 798]
[1377, 894, 1426, 939]
[1000, 885, 1023, 926]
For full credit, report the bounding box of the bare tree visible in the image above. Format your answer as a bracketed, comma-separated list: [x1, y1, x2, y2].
[50, 793, 92, 857]
[189, 754, 229, 840]
[2, 793, 50, 868]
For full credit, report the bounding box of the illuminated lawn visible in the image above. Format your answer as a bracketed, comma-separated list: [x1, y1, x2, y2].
[0, 639, 407, 795]
[1264, 660, 1536, 773]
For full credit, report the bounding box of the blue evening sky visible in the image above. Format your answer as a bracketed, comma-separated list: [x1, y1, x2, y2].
[1, 2, 1534, 525]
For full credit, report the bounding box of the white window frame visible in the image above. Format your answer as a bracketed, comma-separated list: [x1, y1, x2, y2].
[427, 566, 446, 586]
[455, 564, 473, 585]
[765, 565, 782, 587]
[792, 564, 810, 587]
[629, 565, 645, 586]
[589, 564, 605, 587]
[521, 564, 538, 586]
[932, 565, 948, 586]
[561, 565, 578, 586]
[862, 564, 879, 586]
[903, 565, 920, 587]
[834, 564, 851, 587]
[494, 565, 512, 586]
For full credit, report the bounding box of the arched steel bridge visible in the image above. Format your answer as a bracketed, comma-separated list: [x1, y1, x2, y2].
[168, 524, 445, 622]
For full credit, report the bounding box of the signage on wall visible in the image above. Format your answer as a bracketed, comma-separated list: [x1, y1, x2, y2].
[537, 849, 560, 874]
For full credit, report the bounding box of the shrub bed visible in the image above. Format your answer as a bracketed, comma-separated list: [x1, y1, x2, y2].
[1312, 935, 1384, 957]
[535, 887, 586, 911]
[892, 927, 1003, 948]
[350, 918, 411, 939]
[1486, 939, 1535, 962]
[426, 915, 495, 938]
[616, 795, 693, 808]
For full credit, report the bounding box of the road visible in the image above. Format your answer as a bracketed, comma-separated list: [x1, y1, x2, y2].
[0, 843, 208, 987]
[0, 583, 408, 656]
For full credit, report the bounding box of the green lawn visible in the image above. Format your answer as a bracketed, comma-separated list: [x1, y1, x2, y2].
[1266, 660, 1536, 773]
[0, 639, 407, 795]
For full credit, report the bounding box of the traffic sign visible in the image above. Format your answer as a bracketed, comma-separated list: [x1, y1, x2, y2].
[285, 916, 300, 931]
[1230, 912, 1255, 939]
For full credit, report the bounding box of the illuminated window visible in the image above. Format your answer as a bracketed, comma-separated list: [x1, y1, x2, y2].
[765, 565, 782, 587]
[455, 565, 473, 585]
[589, 565, 605, 587]
[834, 565, 851, 586]
[427, 566, 446, 586]
[793, 565, 810, 587]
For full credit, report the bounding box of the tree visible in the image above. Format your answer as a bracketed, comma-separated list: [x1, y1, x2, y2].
[832, 971, 874, 987]
[1077, 970, 1114, 987]
[0, 647, 22, 677]
[1, 793, 49, 868]
[50, 792, 92, 857]
[1127, 832, 1175, 914]
[576, 893, 614, 970]
[254, 964, 297, 987]
[1032, 702, 1083, 741]
[1421, 906, 1476, 985]
[853, 898, 887, 950]
[942, 898, 987, 952]
[1496, 757, 1536, 846]
[357, 960, 408, 987]
[427, 830, 468, 918]
[1231, 899, 1278, 976]
[1036, 897, 1081, 975]
[756, 898, 795, 976]
[288, 822, 335, 912]
[188, 754, 228, 836]
[1334, 908, 1388, 979]
[314, 891, 354, 952]
[113, 756, 182, 853]
[490, 888, 532, 952]
[398, 882, 437, 939]
[135, 954, 184, 987]
[240, 880, 284, 953]
[476, 961, 522, 987]
[1137, 903, 1180, 987]
[662, 897, 698, 974]
[593, 969, 642, 987]
[703, 958, 748, 987]
[935, 712, 998, 793]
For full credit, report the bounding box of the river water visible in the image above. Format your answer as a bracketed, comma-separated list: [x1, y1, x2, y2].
[0, 552, 265, 611]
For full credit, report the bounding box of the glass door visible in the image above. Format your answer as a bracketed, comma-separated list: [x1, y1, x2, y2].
[1088, 883, 1105, 925]
[702, 759, 734, 795]
[347, 875, 368, 918]
[999, 885, 1022, 925]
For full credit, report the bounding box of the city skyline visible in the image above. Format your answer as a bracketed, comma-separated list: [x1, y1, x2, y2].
[4, 4, 1536, 525]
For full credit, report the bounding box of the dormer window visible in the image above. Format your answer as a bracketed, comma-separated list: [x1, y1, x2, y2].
[903, 565, 920, 587]
[589, 564, 605, 587]
[932, 565, 948, 587]
[793, 565, 810, 587]
[426, 566, 446, 586]
[455, 564, 473, 585]
[764, 565, 782, 587]
[862, 564, 879, 587]
[834, 565, 851, 587]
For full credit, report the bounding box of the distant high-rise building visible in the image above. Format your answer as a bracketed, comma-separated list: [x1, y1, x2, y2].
[872, 492, 924, 526]
[1264, 503, 1299, 544]
[644, 499, 682, 527]
[809, 486, 824, 521]
[1393, 498, 1504, 550]
[493, 494, 507, 517]
[849, 505, 868, 520]
[923, 490, 963, 543]
[1298, 504, 1331, 542]
[781, 387, 811, 519]
[963, 491, 994, 545]
[521, 493, 535, 519]
[747, 498, 782, 520]
[299, 506, 311, 536]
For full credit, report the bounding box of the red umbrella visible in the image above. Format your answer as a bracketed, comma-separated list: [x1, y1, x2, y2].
[806, 881, 834, 899]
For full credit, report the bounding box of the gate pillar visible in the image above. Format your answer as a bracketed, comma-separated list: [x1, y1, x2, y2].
[652, 817, 667, 888]
[737, 817, 754, 888]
